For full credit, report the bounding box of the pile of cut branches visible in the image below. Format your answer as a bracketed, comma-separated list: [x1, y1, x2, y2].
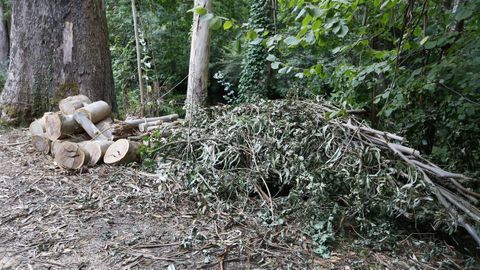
[147, 98, 480, 253]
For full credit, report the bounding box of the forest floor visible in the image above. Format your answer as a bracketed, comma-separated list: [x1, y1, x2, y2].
[0, 128, 476, 269]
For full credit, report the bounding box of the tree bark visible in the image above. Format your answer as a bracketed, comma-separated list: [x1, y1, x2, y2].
[185, 0, 212, 120]
[0, 1, 9, 69]
[0, 0, 116, 124]
[131, 0, 145, 116]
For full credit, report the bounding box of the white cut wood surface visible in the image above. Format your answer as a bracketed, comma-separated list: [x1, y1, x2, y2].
[104, 139, 141, 165]
[45, 112, 83, 140]
[59, 94, 92, 114]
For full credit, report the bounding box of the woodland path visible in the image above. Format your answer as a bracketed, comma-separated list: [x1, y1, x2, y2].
[0, 128, 472, 269]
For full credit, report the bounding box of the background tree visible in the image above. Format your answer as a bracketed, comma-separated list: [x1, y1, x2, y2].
[0, 0, 116, 124]
[0, 0, 8, 69]
[0, 0, 10, 90]
[185, 0, 212, 120]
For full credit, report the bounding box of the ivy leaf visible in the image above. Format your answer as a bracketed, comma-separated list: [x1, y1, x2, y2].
[278, 66, 291, 74]
[209, 16, 223, 30]
[455, 6, 473, 21]
[223, 20, 233, 30]
[246, 30, 258, 41]
[200, 13, 214, 22]
[271, 62, 281, 70]
[305, 30, 316, 45]
[337, 25, 349, 38]
[250, 38, 263, 45]
[284, 36, 300, 47]
[295, 72, 305, 79]
[188, 7, 208, 15]
[266, 54, 276, 62]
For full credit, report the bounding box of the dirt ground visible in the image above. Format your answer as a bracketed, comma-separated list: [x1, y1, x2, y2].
[0, 128, 476, 269]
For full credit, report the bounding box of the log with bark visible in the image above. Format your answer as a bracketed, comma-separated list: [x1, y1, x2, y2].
[104, 139, 141, 165]
[95, 118, 114, 140]
[125, 114, 179, 127]
[76, 100, 112, 123]
[74, 111, 109, 141]
[59, 95, 92, 114]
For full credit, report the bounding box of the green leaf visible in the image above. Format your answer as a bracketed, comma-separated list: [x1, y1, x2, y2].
[278, 66, 291, 74]
[223, 20, 233, 30]
[295, 72, 305, 79]
[250, 38, 263, 45]
[455, 6, 473, 21]
[271, 62, 281, 70]
[337, 25, 349, 38]
[284, 36, 300, 47]
[188, 7, 207, 15]
[266, 54, 276, 62]
[209, 16, 223, 30]
[305, 30, 316, 45]
[246, 30, 258, 41]
[420, 36, 429, 45]
[200, 13, 214, 22]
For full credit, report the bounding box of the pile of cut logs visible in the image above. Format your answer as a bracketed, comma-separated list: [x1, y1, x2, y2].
[29, 95, 180, 170]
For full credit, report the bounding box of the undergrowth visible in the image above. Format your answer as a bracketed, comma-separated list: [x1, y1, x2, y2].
[144, 98, 479, 262]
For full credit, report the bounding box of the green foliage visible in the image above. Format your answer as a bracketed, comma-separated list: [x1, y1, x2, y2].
[256, 0, 480, 173]
[237, 0, 271, 102]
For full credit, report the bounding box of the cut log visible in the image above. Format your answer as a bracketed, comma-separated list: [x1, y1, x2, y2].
[104, 139, 141, 165]
[51, 140, 64, 156]
[59, 95, 92, 114]
[45, 112, 83, 140]
[76, 100, 112, 123]
[54, 142, 89, 170]
[95, 117, 113, 140]
[31, 135, 51, 154]
[74, 111, 108, 140]
[29, 115, 47, 136]
[125, 114, 179, 127]
[138, 120, 163, 132]
[50, 134, 91, 157]
[78, 141, 113, 166]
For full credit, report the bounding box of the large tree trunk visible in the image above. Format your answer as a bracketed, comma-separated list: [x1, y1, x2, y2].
[0, 2, 9, 69]
[0, 0, 116, 124]
[185, 0, 212, 120]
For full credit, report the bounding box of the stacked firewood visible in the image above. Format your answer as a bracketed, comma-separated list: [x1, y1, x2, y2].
[29, 95, 180, 170]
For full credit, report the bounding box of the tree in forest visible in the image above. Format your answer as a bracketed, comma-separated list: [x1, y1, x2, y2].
[237, 0, 270, 103]
[0, 0, 9, 69]
[0, 0, 116, 124]
[185, 0, 212, 120]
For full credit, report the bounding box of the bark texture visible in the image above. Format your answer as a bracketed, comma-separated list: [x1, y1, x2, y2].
[185, 0, 212, 120]
[0, 2, 9, 69]
[0, 0, 116, 124]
